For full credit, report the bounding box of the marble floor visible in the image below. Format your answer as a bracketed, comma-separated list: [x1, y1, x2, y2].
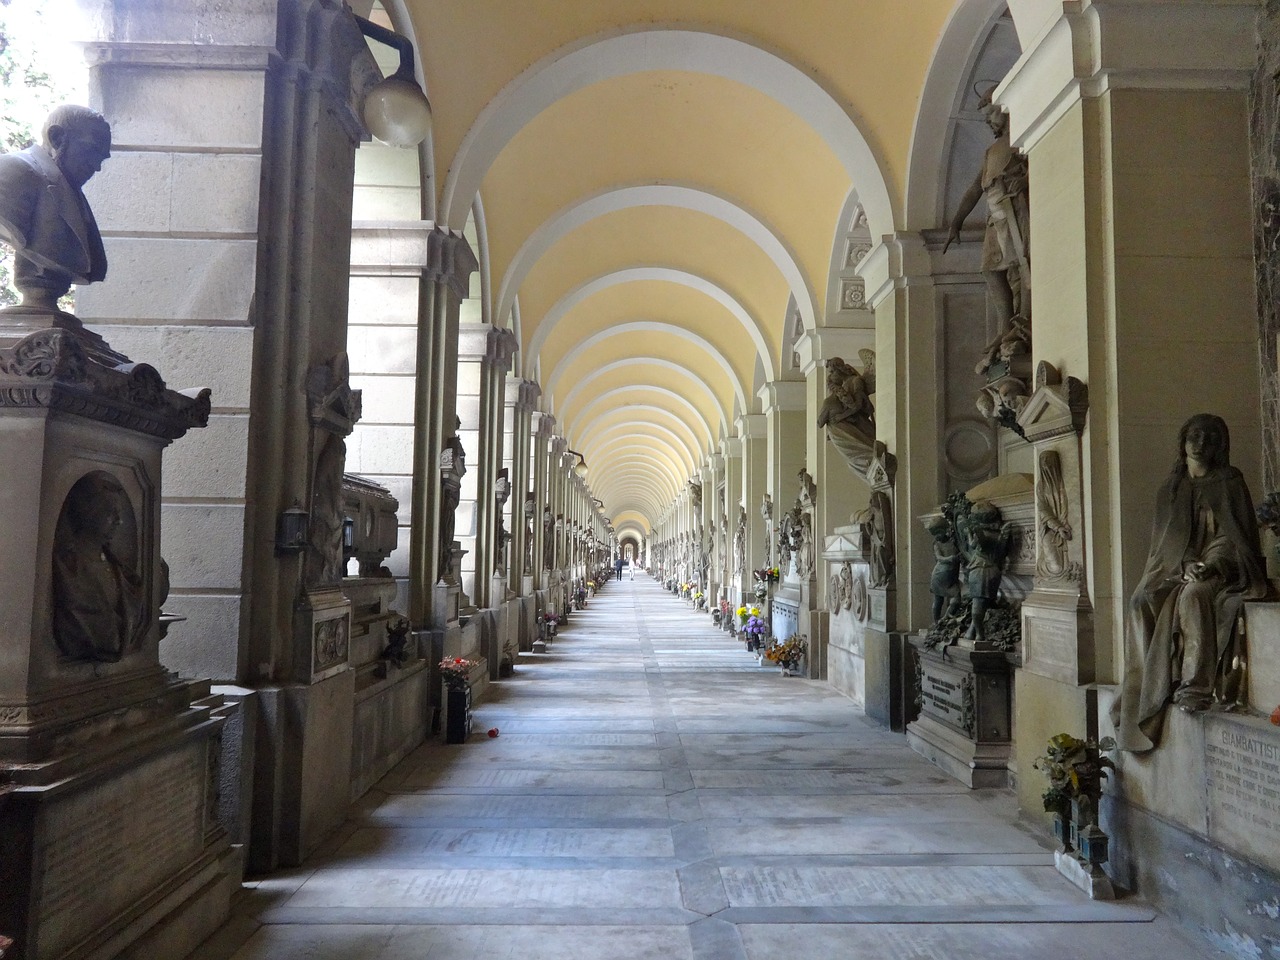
[191, 576, 1230, 960]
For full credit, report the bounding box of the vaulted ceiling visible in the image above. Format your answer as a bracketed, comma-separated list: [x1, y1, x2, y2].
[356, 0, 1054, 532]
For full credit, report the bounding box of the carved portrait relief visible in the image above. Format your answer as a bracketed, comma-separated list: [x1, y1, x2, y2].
[52, 471, 147, 662]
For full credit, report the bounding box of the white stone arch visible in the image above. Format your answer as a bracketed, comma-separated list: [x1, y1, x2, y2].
[577, 418, 701, 476]
[566, 391, 714, 449]
[576, 403, 706, 462]
[906, 0, 1018, 230]
[588, 441, 687, 492]
[440, 28, 895, 235]
[559, 361, 726, 436]
[544, 321, 747, 416]
[528, 267, 769, 388]
[496, 183, 815, 348]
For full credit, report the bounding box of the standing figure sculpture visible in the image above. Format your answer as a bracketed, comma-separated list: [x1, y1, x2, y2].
[943, 86, 1030, 330]
[0, 105, 112, 315]
[437, 418, 465, 581]
[926, 515, 961, 624]
[1115, 414, 1267, 752]
[958, 500, 1015, 644]
[760, 493, 773, 565]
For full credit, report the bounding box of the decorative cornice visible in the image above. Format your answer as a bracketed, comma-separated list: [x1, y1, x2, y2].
[0, 329, 210, 440]
[856, 233, 931, 310]
[998, 1, 1255, 153]
[756, 379, 806, 413]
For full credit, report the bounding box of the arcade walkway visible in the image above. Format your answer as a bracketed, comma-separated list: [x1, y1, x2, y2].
[191, 576, 1227, 960]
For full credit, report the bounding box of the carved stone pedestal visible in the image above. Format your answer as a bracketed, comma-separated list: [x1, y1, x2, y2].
[907, 638, 1012, 788]
[0, 326, 236, 959]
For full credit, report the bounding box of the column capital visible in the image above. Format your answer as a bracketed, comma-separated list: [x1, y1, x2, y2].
[998, 1, 1254, 153]
[721, 436, 743, 458]
[756, 380, 806, 414]
[349, 222, 477, 297]
[737, 413, 767, 439]
[795, 327, 877, 378]
[857, 232, 931, 310]
[486, 326, 520, 369]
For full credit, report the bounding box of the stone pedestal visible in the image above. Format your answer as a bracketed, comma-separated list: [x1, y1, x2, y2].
[0, 325, 235, 959]
[907, 638, 1012, 788]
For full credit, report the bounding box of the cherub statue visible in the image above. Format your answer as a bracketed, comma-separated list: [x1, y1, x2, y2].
[957, 500, 1015, 644]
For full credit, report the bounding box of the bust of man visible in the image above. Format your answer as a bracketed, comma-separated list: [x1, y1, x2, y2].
[0, 105, 112, 312]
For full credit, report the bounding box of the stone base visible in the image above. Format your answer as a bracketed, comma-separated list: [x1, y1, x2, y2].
[351, 659, 429, 801]
[906, 713, 1010, 788]
[0, 703, 237, 960]
[1054, 849, 1115, 900]
[250, 671, 355, 871]
[1102, 791, 1280, 954]
[531, 639, 547, 653]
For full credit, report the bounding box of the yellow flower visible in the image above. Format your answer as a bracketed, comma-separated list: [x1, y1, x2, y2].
[749, 607, 760, 616]
[736, 606, 748, 617]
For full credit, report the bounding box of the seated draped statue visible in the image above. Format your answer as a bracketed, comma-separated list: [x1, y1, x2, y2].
[52, 472, 147, 662]
[817, 352, 877, 476]
[1114, 414, 1267, 752]
[0, 105, 112, 312]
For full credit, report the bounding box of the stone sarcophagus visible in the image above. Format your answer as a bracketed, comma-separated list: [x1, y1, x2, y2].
[0, 325, 238, 960]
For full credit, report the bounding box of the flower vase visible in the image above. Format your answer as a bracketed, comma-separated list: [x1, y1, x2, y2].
[445, 686, 471, 744]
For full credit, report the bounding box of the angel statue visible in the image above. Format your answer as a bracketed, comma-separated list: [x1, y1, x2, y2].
[817, 350, 878, 479]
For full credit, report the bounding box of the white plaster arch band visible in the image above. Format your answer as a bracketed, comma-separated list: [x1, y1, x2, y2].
[583, 444, 686, 498]
[544, 319, 747, 415]
[589, 454, 685, 501]
[574, 402, 710, 457]
[565, 388, 714, 447]
[577, 420, 700, 476]
[607, 491, 666, 517]
[440, 28, 895, 236]
[615, 523, 651, 540]
[496, 183, 815, 346]
[558, 358, 728, 437]
[576, 401, 706, 455]
[906, 0, 1008, 229]
[530, 267, 768, 388]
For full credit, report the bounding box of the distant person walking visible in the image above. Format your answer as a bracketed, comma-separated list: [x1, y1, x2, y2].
[615, 556, 624, 581]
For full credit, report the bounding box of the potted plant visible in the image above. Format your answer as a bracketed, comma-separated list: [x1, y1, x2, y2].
[440, 657, 473, 743]
[764, 634, 806, 674]
[1033, 733, 1116, 857]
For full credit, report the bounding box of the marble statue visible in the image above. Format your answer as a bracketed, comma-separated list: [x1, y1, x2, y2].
[52, 471, 146, 662]
[689, 480, 702, 509]
[733, 506, 746, 577]
[438, 418, 465, 579]
[864, 490, 894, 588]
[494, 469, 511, 571]
[926, 514, 961, 624]
[777, 508, 795, 575]
[817, 353, 879, 478]
[958, 499, 1015, 645]
[541, 506, 553, 569]
[1115, 414, 1267, 752]
[307, 434, 347, 587]
[1036, 450, 1079, 582]
[0, 105, 111, 313]
[943, 87, 1030, 329]
[523, 495, 535, 574]
[760, 493, 773, 565]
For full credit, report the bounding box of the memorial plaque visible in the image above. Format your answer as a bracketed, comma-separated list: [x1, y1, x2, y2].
[38, 741, 206, 958]
[918, 662, 970, 735]
[1205, 715, 1280, 873]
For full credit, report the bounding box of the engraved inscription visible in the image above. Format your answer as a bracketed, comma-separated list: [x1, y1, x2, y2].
[919, 667, 967, 731]
[1025, 617, 1075, 677]
[39, 743, 206, 958]
[1205, 718, 1280, 873]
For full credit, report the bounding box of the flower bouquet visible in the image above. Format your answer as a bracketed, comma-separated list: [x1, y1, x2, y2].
[1033, 733, 1116, 857]
[439, 657, 473, 690]
[764, 635, 806, 674]
[742, 608, 767, 651]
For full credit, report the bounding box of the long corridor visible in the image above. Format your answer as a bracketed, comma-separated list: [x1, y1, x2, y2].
[193, 576, 1228, 960]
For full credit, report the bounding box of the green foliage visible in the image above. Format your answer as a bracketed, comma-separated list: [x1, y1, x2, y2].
[1032, 733, 1116, 814]
[0, 0, 81, 308]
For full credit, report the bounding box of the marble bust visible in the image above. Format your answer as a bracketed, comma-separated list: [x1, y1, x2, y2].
[0, 105, 112, 313]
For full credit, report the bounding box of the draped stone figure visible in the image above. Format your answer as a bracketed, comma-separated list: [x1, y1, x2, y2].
[761, 493, 773, 565]
[733, 506, 747, 578]
[1114, 415, 1267, 752]
[438, 421, 465, 580]
[817, 353, 878, 478]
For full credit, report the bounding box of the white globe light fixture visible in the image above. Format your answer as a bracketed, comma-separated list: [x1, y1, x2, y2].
[354, 13, 432, 148]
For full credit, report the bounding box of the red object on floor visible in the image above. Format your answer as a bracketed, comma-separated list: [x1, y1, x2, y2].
[488, 727, 500, 737]
[1270, 705, 1280, 726]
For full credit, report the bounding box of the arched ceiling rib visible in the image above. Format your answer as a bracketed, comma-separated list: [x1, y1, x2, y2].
[400, 2, 971, 530]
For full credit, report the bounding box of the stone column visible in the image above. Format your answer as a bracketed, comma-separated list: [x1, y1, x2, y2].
[739, 412, 768, 582]
[722, 436, 745, 608]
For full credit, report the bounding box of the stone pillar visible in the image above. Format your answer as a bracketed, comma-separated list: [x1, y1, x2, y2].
[758, 380, 806, 641]
[722, 436, 744, 608]
[739, 414, 768, 580]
